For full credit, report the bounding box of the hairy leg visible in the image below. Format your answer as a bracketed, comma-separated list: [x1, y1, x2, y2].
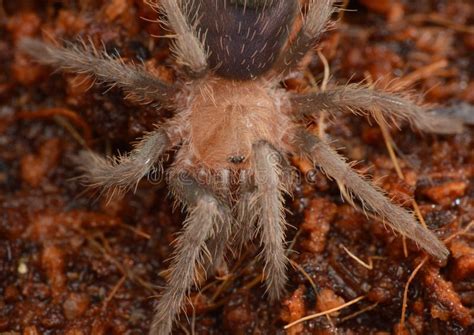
[433, 102, 474, 126]
[235, 190, 258, 250]
[147, 0, 208, 77]
[295, 130, 449, 260]
[252, 141, 289, 300]
[150, 173, 231, 335]
[75, 128, 171, 197]
[19, 38, 178, 107]
[272, 0, 336, 77]
[205, 227, 230, 276]
[291, 85, 465, 134]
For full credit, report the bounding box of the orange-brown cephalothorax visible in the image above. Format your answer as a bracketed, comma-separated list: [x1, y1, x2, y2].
[189, 78, 291, 169]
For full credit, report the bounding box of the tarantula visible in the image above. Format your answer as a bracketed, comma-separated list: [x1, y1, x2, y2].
[19, 0, 468, 334]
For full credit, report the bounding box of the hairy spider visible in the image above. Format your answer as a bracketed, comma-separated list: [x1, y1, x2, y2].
[19, 0, 469, 334]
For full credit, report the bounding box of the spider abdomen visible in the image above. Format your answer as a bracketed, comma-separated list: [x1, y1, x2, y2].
[190, 0, 297, 80]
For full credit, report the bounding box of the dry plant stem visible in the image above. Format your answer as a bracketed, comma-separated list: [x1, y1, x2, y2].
[81, 229, 158, 292]
[339, 302, 379, 323]
[341, 245, 373, 270]
[18, 38, 178, 107]
[101, 275, 126, 312]
[316, 50, 330, 139]
[289, 258, 338, 325]
[284, 295, 366, 329]
[295, 131, 449, 260]
[408, 13, 474, 34]
[118, 223, 151, 240]
[17, 108, 92, 145]
[392, 59, 448, 91]
[289, 259, 318, 295]
[400, 256, 428, 326]
[53, 115, 89, 148]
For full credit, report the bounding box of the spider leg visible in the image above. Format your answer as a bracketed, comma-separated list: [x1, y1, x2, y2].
[148, 0, 208, 77]
[272, 0, 336, 77]
[295, 130, 449, 260]
[235, 190, 258, 250]
[291, 86, 465, 134]
[205, 226, 230, 275]
[75, 128, 171, 197]
[18, 38, 178, 107]
[252, 141, 289, 301]
[433, 102, 474, 126]
[234, 173, 258, 251]
[150, 172, 231, 335]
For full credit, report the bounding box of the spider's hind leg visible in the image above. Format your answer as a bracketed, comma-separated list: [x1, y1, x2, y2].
[294, 130, 449, 260]
[150, 172, 232, 335]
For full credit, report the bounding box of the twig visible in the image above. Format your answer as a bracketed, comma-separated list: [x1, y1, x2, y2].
[53, 115, 89, 148]
[392, 59, 448, 91]
[400, 256, 428, 325]
[284, 295, 365, 329]
[102, 275, 126, 311]
[408, 13, 474, 35]
[17, 108, 93, 146]
[341, 245, 373, 270]
[289, 259, 318, 294]
[317, 50, 330, 140]
[119, 223, 151, 239]
[339, 301, 379, 323]
[289, 258, 335, 326]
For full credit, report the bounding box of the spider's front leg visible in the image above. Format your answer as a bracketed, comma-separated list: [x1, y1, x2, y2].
[18, 38, 178, 107]
[291, 86, 465, 134]
[150, 172, 232, 335]
[251, 141, 289, 300]
[75, 128, 171, 197]
[294, 130, 449, 260]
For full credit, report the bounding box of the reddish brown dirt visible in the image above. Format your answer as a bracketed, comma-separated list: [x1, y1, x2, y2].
[1, 0, 473, 334]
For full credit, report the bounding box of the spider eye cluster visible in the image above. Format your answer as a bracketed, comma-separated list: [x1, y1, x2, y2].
[228, 155, 246, 164]
[190, 0, 297, 80]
